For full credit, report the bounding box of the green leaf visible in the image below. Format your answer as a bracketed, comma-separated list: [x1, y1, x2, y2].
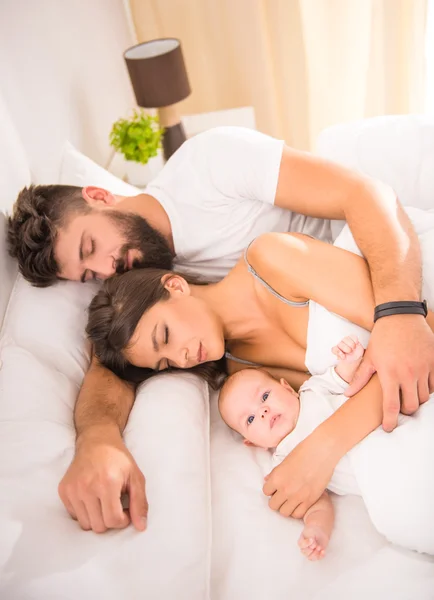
[109, 109, 165, 164]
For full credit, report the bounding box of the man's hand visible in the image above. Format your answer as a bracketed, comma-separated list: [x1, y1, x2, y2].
[346, 315, 434, 432]
[263, 435, 336, 519]
[58, 427, 148, 533]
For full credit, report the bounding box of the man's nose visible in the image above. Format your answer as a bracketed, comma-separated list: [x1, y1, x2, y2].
[86, 255, 116, 280]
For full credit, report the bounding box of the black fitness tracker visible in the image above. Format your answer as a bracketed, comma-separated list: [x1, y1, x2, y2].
[373, 300, 428, 323]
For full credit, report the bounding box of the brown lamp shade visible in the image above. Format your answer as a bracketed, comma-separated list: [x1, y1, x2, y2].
[124, 38, 191, 108]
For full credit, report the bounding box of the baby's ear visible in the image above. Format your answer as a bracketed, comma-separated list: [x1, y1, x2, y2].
[279, 378, 292, 390]
[280, 378, 299, 397]
[243, 439, 256, 447]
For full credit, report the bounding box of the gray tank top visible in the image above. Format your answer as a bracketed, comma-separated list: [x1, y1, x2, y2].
[224, 240, 309, 367]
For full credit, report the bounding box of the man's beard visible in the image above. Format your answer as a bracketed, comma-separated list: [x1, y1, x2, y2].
[108, 211, 174, 273]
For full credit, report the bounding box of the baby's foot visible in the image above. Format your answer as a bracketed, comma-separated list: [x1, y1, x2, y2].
[298, 525, 329, 561]
[332, 335, 364, 363]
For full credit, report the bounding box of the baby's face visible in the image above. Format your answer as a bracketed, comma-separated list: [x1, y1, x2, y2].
[220, 370, 300, 449]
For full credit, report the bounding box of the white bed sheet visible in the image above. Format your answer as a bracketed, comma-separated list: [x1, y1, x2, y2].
[209, 390, 434, 600]
[0, 376, 211, 600]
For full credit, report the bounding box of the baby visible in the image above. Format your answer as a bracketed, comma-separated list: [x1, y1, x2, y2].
[219, 335, 365, 561]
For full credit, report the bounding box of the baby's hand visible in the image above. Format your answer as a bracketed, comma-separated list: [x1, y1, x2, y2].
[298, 525, 329, 561]
[332, 335, 364, 363]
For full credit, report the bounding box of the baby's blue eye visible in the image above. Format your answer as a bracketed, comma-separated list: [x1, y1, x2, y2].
[262, 392, 269, 402]
[247, 415, 254, 425]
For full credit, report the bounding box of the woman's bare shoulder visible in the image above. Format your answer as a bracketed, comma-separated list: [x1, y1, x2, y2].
[247, 232, 318, 271]
[248, 231, 310, 254]
[245, 232, 314, 301]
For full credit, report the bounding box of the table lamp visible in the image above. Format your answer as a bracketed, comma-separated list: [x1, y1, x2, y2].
[124, 38, 191, 160]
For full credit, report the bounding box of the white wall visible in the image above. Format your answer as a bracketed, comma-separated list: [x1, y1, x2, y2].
[0, 0, 136, 182]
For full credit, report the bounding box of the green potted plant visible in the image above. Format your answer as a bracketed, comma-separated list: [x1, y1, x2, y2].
[109, 109, 165, 186]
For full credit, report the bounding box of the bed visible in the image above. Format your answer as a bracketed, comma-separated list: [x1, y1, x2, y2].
[1, 2, 434, 599]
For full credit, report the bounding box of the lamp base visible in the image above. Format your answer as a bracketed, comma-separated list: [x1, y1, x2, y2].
[162, 122, 187, 161]
[157, 104, 187, 160]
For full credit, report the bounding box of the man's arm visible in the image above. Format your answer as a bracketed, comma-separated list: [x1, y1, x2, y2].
[75, 355, 135, 437]
[275, 146, 420, 302]
[58, 357, 148, 533]
[274, 145, 434, 430]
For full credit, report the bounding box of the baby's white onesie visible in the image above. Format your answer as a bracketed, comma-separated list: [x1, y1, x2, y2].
[272, 367, 361, 496]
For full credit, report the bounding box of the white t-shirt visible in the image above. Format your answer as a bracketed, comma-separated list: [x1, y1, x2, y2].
[145, 126, 332, 281]
[272, 367, 361, 496]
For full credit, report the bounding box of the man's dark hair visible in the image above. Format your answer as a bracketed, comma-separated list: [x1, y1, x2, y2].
[7, 184, 89, 287]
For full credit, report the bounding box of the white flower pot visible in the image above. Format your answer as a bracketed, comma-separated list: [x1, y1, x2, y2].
[124, 152, 164, 187]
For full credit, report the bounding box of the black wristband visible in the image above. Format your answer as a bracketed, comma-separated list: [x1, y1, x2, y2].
[373, 300, 428, 323]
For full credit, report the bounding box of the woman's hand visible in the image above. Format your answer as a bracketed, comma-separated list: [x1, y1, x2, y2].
[262, 434, 337, 519]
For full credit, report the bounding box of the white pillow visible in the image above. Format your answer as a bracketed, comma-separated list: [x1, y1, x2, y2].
[316, 115, 434, 240]
[0, 271, 212, 598]
[59, 141, 140, 196]
[1, 275, 97, 384]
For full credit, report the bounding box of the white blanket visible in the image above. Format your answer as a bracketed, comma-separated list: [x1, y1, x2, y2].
[310, 206, 434, 554]
[349, 398, 434, 554]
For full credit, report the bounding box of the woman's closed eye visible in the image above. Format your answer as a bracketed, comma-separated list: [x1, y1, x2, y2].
[158, 326, 172, 371]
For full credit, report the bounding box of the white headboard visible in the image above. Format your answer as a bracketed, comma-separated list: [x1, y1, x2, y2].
[0, 0, 136, 192]
[0, 0, 137, 327]
[0, 93, 28, 326]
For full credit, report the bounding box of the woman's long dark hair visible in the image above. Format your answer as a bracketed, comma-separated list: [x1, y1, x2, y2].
[86, 268, 227, 389]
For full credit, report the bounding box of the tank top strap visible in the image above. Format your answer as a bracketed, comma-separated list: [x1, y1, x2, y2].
[224, 351, 262, 367]
[244, 239, 309, 307]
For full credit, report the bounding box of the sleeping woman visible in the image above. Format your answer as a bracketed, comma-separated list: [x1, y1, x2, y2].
[85, 206, 434, 553]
